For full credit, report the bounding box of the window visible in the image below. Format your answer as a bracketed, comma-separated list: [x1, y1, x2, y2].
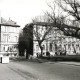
[36, 45, 39, 51]
[4, 45, 8, 52]
[43, 45, 45, 50]
[2, 34, 8, 42]
[5, 26, 8, 32]
[1, 26, 6, 32]
[13, 36, 18, 42]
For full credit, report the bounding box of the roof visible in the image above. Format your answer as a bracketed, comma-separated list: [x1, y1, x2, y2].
[31, 22, 80, 30]
[0, 17, 20, 27]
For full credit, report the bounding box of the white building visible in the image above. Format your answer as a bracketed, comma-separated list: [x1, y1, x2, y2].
[0, 17, 20, 56]
[32, 22, 80, 57]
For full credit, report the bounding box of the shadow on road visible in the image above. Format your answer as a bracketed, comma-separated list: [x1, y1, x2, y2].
[9, 56, 80, 67]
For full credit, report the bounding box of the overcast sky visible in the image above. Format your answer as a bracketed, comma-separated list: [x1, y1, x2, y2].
[0, 0, 51, 28]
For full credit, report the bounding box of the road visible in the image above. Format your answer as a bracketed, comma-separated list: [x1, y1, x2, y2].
[0, 59, 80, 80]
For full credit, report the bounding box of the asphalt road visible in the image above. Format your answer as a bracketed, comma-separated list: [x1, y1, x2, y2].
[0, 59, 80, 80]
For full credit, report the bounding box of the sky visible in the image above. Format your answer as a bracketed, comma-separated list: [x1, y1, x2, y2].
[0, 0, 51, 28]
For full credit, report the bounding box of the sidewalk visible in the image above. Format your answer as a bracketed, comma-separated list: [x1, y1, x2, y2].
[0, 63, 27, 80]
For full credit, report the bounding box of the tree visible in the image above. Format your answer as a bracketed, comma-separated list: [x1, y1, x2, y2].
[32, 16, 53, 56]
[57, 0, 80, 38]
[18, 14, 53, 58]
[18, 30, 25, 56]
[18, 24, 33, 59]
[56, 0, 80, 21]
[45, 0, 80, 39]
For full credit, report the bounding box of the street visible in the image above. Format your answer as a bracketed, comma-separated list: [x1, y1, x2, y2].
[0, 59, 80, 80]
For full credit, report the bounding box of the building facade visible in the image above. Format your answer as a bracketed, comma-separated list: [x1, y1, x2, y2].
[47, 27, 80, 55]
[0, 17, 20, 56]
[32, 22, 80, 57]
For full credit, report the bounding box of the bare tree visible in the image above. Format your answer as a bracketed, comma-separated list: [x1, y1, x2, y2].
[56, 0, 80, 21]
[45, 0, 80, 39]
[32, 16, 53, 56]
[56, 0, 80, 38]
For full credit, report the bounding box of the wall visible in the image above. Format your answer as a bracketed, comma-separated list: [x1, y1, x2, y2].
[33, 25, 80, 56]
[0, 25, 19, 56]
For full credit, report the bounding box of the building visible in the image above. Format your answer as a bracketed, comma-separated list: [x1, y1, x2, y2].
[25, 22, 80, 57]
[32, 22, 80, 57]
[0, 17, 20, 56]
[47, 27, 80, 55]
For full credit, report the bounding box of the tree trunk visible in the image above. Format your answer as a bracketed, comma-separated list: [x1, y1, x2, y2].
[41, 48, 43, 57]
[72, 45, 77, 55]
[26, 54, 29, 59]
[26, 50, 29, 59]
[39, 45, 43, 57]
